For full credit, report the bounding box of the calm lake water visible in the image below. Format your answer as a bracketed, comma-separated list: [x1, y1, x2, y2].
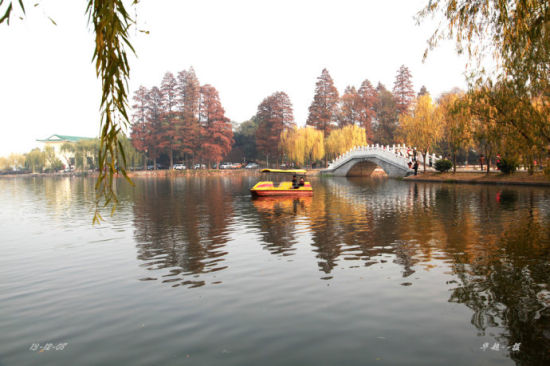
[1, 174, 549, 366]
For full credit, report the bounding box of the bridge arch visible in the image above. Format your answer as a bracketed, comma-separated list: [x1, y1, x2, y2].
[321, 144, 440, 178]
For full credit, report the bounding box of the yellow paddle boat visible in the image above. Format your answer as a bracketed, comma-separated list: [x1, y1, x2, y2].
[250, 169, 313, 197]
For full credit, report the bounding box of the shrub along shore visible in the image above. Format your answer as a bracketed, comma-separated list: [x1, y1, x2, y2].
[404, 172, 550, 187]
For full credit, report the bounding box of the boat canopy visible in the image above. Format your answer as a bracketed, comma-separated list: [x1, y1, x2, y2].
[260, 169, 307, 174]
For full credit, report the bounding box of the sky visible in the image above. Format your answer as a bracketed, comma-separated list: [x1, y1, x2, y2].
[0, 0, 470, 157]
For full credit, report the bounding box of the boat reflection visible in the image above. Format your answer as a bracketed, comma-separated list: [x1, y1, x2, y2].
[252, 196, 313, 214]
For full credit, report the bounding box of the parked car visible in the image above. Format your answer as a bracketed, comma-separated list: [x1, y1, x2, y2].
[193, 164, 206, 169]
[245, 163, 259, 169]
[231, 163, 243, 169]
[220, 162, 232, 169]
[173, 164, 186, 170]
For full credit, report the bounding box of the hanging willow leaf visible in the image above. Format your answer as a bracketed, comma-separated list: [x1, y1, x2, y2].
[86, 0, 136, 224]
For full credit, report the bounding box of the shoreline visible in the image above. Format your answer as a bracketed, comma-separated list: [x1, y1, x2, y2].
[4, 170, 549, 187]
[0, 168, 324, 179]
[404, 171, 550, 187]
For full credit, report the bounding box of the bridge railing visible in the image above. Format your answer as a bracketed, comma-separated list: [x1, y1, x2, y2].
[327, 144, 442, 170]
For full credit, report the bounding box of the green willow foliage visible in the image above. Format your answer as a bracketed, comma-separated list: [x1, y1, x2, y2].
[1, 0, 136, 223]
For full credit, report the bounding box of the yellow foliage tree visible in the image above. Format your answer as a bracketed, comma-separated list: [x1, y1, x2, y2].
[302, 127, 325, 166]
[439, 93, 472, 173]
[325, 125, 368, 162]
[399, 94, 443, 172]
[0, 156, 9, 171]
[279, 127, 324, 167]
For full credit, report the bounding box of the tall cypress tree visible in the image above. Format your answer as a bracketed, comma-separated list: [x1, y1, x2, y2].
[256, 91, 295, 166]
[145, 86, 163, 169]
[357, 79, 377, 142]
[392, 65, 415, 115]
[374, 83, 399, 145]
[130, 85, 150, 169]
[199, 85, 233, 166]
[159, 72, 179, 168]
[306, 68, 340, 136]
[179, 67, 201, 164]
[338, 86, 361, 128]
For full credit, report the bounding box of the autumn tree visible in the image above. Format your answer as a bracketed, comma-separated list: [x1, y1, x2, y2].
[418, 0, 550, 94]
[44, 146, 63, 171]
[144, 86, 164, 169]
[279, 127, 324, 167]
[357, 79, 377, 141]
[130, 86, 150, 169]
[325, 125, 368, 162]
[470, 82, 550, 173]
[0, 156, 8, 171]
[179, 67, 201, 163]
[7, 153, 25, 171]
[199, 85, 233, 166]
[418, 85, 429, 96]
[468, 89, 501, 173]
[159, 72, 179, 168]
[374, 83, 399, 145]
[25, 148, 45, 173]
[439, 93, 472, 172]
[393, 65, 415, 115]
[306, 68, 340, 136]
[255, 91, 295, 166]
[398, 94, 443, 172]
[337, 86, 361, 127]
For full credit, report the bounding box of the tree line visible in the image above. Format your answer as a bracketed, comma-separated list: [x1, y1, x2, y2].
[242, 65, 549, 173]
[4, 63, 548, 175]
[130, 67, 233, 169]
[234, 65, 422, 167]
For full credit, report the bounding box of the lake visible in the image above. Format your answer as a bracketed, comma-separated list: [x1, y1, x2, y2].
[1, 174, 549, 366]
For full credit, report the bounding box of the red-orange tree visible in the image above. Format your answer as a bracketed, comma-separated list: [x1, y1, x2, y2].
[256, 91, 295, 166]
[159, 72, 179, 168]
[393, 65, 415, 115]
[199, 85, 233, 166]
[306, 68, 340, 136]
[357, 79, 377, 141]
[338, 86, 361, 128]
[178, 68, 201, 164]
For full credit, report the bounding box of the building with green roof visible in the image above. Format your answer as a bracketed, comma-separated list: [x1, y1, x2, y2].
[36, 134, 95, 169]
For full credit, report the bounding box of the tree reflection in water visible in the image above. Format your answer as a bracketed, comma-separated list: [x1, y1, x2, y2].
[132, 176, 235, 288]
[130, 176, 550, 362]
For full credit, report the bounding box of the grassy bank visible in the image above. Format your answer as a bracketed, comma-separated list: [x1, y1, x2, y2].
[404, 171, 550, 187]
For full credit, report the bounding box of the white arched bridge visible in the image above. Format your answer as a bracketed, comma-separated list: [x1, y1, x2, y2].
[321, 144, 442, 178]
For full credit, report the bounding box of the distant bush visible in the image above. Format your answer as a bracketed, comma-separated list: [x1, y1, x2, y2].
[496, 157, 519, 174]
[435, 159, 452, 173]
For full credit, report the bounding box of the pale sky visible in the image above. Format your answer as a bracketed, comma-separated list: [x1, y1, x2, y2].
[0, 0, 469, 157]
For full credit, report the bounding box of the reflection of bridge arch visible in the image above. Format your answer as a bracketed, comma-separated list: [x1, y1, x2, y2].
[323, 178, 437, 214]
[322, 144, 440, 177]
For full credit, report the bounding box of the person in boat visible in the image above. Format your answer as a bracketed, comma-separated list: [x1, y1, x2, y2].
[299, 177, 305, 186]
[291, 174, 298, 189]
